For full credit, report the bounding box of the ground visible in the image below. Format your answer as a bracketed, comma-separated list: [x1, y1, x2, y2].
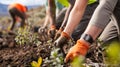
[0, 30, 103, 67]
[0, 6, 112, 67]
[0, 31, 71, 67]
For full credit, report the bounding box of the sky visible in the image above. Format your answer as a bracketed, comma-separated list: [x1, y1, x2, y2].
[0, 0, 46, 6]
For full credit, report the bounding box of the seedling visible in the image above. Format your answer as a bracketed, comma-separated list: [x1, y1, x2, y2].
[15, 26, 41, 45]
[31, 57, 43, 67]
[43, 48, 64, 67]
[105, 41, 120, 66]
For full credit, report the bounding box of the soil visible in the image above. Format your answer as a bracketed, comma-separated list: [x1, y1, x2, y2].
[0, 6, 104, 67]
[0, 30, 104, 67]
[0, 31, 71, 67]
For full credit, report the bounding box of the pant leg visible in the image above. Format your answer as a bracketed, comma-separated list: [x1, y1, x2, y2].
[99, 0, 120, 44]
[12, 8, 26, 28]
[99, 18, 118, 43]
[8, 8, 16, 30]
[72, 2, 98, 41]
[113, 0, 120, 40]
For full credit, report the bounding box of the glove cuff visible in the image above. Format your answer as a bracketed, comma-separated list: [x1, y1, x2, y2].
[58, 28, 63, 33]
[61, 32, 70, 39]
[50, 25, 56, 30]
[77, 40, 90, 50]
[81, 34, 94, 44]
[76, 40, 90, 56]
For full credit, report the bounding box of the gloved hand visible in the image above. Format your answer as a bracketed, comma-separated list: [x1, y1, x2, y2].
[54, 32, 70, 55]
[48, 25, 56, 39]
[64, 40, 90, 63]
[54, 32, 70, 47]
[38, 26, 47, 34]
[54, 28, 63, 40]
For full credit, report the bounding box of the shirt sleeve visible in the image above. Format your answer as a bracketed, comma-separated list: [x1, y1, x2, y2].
[89, 0, 118, 29]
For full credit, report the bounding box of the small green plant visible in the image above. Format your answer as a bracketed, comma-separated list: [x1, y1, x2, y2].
[71, 56, 85, 67]
[31, 57, 43, 67]
[43, 48, 64, 67]
[15, 26, 41, 45]
[105, 41, 120, 66]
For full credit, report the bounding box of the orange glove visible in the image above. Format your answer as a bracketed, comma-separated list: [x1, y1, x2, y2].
[64, 40, 90, 63]
[54, 32, 70, 56]
[48, 25, 56, 39]
[54, 28, 63, 40]
[54, 32, 70, 47]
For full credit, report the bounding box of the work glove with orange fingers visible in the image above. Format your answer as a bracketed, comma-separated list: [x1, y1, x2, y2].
[48, 25, 56, 39]
[54, 32, 70, 55]
[54, 32, 70, 47]
[38, 26, 48, 34]
[64, 40, 90, 63]
[54, 28, 63, 40]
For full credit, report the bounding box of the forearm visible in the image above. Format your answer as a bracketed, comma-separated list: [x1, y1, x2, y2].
[43, 15, 49, 28]
[80, 0, 118, 45]
[60, 5, 73, 29]
[64, 0, 88, 36]
[80, 25, 102, 45]
[88, 0, 118, 29]
[48, 0, 56, 26]
[60, 0, 75, 29]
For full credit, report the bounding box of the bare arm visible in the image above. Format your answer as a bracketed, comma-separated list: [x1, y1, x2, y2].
[43, 10, 50, 28]
[81, 0, 118, 45]
[63, 0, 88, 35]
[60, 0, 75, 29]
[43, 0, 56, 28]
[48, 0, 56, 26]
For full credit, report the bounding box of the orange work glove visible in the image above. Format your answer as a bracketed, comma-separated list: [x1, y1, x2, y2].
[54, 32, 70, 55]
[54, 27, 63, 40]
[54, 32, 70, 47]
[48, 25, 56, 39]
[64, 40, 90, 63]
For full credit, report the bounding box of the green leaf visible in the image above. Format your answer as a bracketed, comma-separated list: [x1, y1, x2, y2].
[58, 0, 69, 7]
[71, 56, 85, 67]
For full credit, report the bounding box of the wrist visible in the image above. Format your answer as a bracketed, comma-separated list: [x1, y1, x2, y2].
[61, 32, 70, 39]
[77, 40, 90, 49]
[76, 40, 90, 56]
[42, 26, 47, 29]
[58, 28, 64, 33]
[81, 34, 94, 44]
[50, 25, 56, 30]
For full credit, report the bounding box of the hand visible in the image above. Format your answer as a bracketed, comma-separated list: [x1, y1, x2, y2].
[64, 40, 90, 63]
[54, 36, 68, 56]
[48, 25, 56, 39]
[54, 32, 70, 48]
[54, 36, 68, 48]
[38, 26, 47, 34]
[54, 28, 63, 40]
[48, 29, 56, 39]
[54, 32, 70, 56]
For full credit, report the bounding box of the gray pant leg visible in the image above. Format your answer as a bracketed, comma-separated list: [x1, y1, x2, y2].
[99, 15, 119, 43]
